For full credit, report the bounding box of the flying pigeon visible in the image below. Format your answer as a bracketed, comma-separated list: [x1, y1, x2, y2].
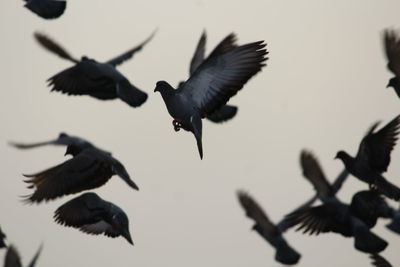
[23, 143, 139, 203]
[179, 31, 239, 123]
[54, 192, 133, 245]
[335, 114, 400, 201]
[384, 29, 400, 97]
[154, 37, 268, 159]
[23, 0, 66, 19]
[9, 132, 93, 150]
[4, 244, 42, 267]
[286, 150, 388, 254]
[369, 254, 393, 267]
[34, 31, 155, 107]
[237, 191, 301, 265]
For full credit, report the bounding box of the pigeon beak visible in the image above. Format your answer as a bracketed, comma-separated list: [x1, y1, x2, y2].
[122, 229, 134, 245]
[154, 87, 159, 93]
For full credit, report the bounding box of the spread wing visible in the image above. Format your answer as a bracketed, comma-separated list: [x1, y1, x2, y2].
[207, 32, 238, 60]
[4, 245, 22, 267]
[23, 151, 114, 203]
[189, 31, 207, 75]
[106, 29, 156, 67]
[9, 133, 94, 150]
[25, 0, 66, 19]
[300, 150, 333, 199]
[370, 254, 393, 267]
[34, 32, 78, 63]
[285, 205, 332, 235]
[357, 115, 400, 173]
[26, 244, 43, 267]
[384, 29, 400, 78]
[179, 41, 267, 117]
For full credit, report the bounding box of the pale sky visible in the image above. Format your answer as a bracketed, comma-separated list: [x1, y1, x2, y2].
[0, 0, 399, 266]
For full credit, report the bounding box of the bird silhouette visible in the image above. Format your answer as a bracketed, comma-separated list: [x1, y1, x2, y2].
[384, 29, 400, 97]
[335, 114, 400, 200]
[34, 31, 155, 107]
[54, 192, 133, 245]
[237, 191, 301, 265]
[154, 38, 267, 159]
[23, 143, 138, 203]
[179, 31, 239, 123]
[23, 0, 66, 19]
[3, 244, 42, 267]
[286, 150, 388, 254]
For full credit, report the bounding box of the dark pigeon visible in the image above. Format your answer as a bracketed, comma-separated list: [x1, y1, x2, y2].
[181, 31, 239, 123]
[0, 226, 6, 248]
[54, 192, 133, 245]
[237, 191, 301, 265]
[155, 39, 268, 159]
[4, 244, 42, 267]
[386, 205, 400, 234]
[23, 0, 66, 19]
[34, 31, 155, 107]
[370, 254, 393, 267]
[335, 114, 400, 201]
[286, 150, 388, 254]
[9, 132, 93, 150]
[384, 29, 400, 97]
[23, 143, 138, 203]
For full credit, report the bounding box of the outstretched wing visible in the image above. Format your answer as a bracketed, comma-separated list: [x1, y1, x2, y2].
[207, 32, 238, 60]
[189, 31, 207, 75]
[180, 41, 267, 117]
[34, 32, 78, 63]
[106, 30, 156, 67]
[4, 245, 22, 267]
[384, 29, 400, 78]
[25, 0, 66, 19]
[26, 244, 43, 267]
[285, 205, 332, 235]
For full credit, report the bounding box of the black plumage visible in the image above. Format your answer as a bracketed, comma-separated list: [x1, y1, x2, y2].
[23, 0, 66, 19]
[23, 143, 138, 203]
[54, 192, 133, 245]
[237, 191, 301, 265]
[155, 39, 268, 159]
[386, 205, 400, 234]
[0, 226, 6, 249]
[34, 31, 155, 107]
[384, 29, 400, 97]
[335, 114, 400, 200]
[370, 254, 393, 267]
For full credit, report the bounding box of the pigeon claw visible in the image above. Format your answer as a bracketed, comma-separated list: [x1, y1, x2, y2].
[172, 120, 182, 132]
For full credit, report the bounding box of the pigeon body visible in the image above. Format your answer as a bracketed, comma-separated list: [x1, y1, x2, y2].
[155, 39, 268, 158]
[54, 192, 133, 244]
[34, 31, 155, 107]
[24, 0, 66, 19]
[23, 144, 138, 203]
[335, 115, 400, 201]
[237, 191, 300, 265]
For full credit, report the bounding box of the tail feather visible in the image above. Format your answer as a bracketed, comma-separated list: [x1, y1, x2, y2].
[117, 80, 148, 108]
[375, 176, 400, 201]
[206, 105, 238, 123]
[386, 219, 400, 234]
[275, 242, 301, 265]
[353, 227, 388, 253]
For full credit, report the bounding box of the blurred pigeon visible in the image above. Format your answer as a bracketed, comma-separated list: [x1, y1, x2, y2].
[286, 151, 388, 254]
[9, 132, 93, 150]
[384, 29, 400, 97]
[34, 31, 155, 107]
[180, 31, 239, 123]
[155, 39, 268, 159]
[335, 114, 400, 200]
[23, 0, 66, 19]
[4, 244, 42, 267]
[386, 205, 400, 234]
[370, 254, 393, 267]
[23, 143, 138, 203]
[0, 226, 6, 248]
[54, 192, 133, 245]
[237, 191, 300, 265]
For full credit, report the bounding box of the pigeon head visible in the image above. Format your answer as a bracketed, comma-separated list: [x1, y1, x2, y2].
[64, 144, 83, 156]
[387, 77, 397, 88]
[335, 151, 348, 160]
[58, 132, 69, 138]
[111, 212, 133, 245]
[154, 81, 174, 93]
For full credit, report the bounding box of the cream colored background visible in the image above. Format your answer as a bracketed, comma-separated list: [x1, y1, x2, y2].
[0, 0, 399, 266]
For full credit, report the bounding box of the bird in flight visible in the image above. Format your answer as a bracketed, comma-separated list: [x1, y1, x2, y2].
[335, 114, 400, 201]
[384, 29, 400, 97]
[155, 36, 268, 159]
[54, 192, 134, 245]
[23, 0, 66, 19]
[34, 30, 156, 108]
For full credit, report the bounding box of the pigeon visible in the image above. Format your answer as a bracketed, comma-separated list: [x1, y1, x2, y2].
[34, 31, 155, 107]
[9, 132, 93, 150]
[23, 0, 66, 19]
[369, 254, 393, 267]
[4, 244, 42, 267]
[335, 114, 400, 201]
[23, 143, 139, 203]
[384, 29, 400, 97]
[154, 38, 268, 159]
[0, 226, 6, 248]
[179, 31, 239, 123]
[54, 192, 133, 245]
[237, 191, 301, 265]
[285, 150, 388, 254]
